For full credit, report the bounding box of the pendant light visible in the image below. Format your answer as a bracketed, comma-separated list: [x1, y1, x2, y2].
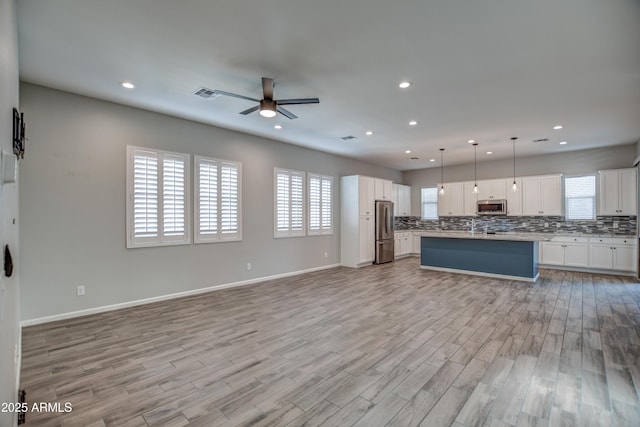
[439, 148, 445, 196]
[511, 137, 518, 192]
[472, 143, 479, 194]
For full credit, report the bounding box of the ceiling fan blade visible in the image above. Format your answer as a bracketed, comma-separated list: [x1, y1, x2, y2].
[276, 106, 298, 120]
[276, 98, 320, 105]
[239, 105, 260, 115]
[212, 90, 259, 103]
[262, 78, 274, 100]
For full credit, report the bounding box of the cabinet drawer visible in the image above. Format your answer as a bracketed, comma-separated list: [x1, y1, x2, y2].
[590, 237, 636, 246]
[550, 236, 589, 244]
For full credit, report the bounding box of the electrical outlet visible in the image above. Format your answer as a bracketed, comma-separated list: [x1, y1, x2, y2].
[76, 285, 85, 296]
[544, 222, 549, 228]
[247, 263, 252, 271]
[324, 252, 328, 258]
[521, 222, 527, 227]
[613, 221, 619, 229]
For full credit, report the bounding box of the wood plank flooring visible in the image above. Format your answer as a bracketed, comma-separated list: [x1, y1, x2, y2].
[19, 258, 640, 426]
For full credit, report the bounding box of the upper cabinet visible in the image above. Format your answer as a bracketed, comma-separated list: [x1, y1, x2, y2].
[358, 176, 376, 216]
[392, 184, 412, 216]
[438, 182, 465, 216]
[598, 168, 637, 216]
[374, 178, 393, 201]
[463, 182, 478, 216]
[521, 174, 563, 216]
[476, 179, 507, 201]
[505, 178, 523, 216]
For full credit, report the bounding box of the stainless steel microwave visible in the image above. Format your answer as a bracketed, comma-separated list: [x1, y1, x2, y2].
[477, 199, 507, 215]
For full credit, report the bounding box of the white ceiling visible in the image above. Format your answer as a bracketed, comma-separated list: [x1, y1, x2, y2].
[17, 0, 640, 171]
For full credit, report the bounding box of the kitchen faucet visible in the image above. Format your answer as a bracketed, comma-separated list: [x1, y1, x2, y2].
[470, 218, 476, 233]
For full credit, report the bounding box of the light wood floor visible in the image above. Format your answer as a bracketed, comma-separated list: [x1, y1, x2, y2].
[20, 258, 640, 426]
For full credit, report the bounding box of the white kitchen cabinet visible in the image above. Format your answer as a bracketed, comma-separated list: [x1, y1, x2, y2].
[541, 236, 589, 268]
[394, 232, 401, 257]
[505, 178, 522, 216]
[358, 176, 375, 216]
[341, 175, 379, 267]
[392, 184, 412, 216]
[589, 237, 637, 272]
[359, 215, 375, 264]
[394, 231, 412, 258]
[476, 179, 507, 201]
[412, 233, 421, 254]
[463, 182, 478, 216]
[521, 175, 562, 216]
[374, 178, 393, 201]
[598, 168, 637, 216]
[437, 182, 465, 216]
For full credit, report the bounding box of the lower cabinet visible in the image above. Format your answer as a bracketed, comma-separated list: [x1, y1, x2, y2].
[359, 215, 375, 264]
[394, 232, 412, 258]
[541, 235, 637, 274]
[541, 237, 588, 268]
[589, 237, 636, 272]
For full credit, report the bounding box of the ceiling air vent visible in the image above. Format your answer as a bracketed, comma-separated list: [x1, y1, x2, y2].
[533, 138, 549, 143]
[193, 87, 217, 99]
[341, 135, 358, 141]
[409, 157, 419, 160]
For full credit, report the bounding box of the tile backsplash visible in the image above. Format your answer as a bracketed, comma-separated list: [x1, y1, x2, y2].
[394, 215, 637, 236]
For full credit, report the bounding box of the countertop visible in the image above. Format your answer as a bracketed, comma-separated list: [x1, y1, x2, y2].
[416, 231, 553, 242]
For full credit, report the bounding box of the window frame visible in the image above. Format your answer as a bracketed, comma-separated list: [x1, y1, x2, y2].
[307, 173, 333, 236]
[194, 155, 242, 244]
[126, 145, 191, 248]
[421, 187, 439, 220]
[274, 168, 306, 238]
[564, 174, 596, 221]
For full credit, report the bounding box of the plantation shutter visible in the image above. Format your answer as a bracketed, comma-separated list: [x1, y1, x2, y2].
[162, 155, 186, 239]
[308, 174, 333, 235]
[195, 156, 242, 243]
[275, 168, 306, 237]
[132, 149, 159, 243]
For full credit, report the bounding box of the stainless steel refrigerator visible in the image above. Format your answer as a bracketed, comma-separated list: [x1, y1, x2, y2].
[375, 200, 394, 264]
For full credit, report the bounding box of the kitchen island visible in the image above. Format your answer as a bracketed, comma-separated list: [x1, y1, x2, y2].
[420, 232, 551, 282]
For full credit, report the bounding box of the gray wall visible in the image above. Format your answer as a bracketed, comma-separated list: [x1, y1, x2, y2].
[19, 83, 401, 322]
[0, 0, 21, 424]
[403, 144, 637, 216]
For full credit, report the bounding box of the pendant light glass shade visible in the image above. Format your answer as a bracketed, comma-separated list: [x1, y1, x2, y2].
[511, 137, 518, 192]
[472, 143, 479, 194]
[439, 148, 445, 196]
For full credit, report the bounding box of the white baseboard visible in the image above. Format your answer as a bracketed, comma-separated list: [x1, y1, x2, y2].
[420, 265, 539, 282]
[21, 263, 341, 327]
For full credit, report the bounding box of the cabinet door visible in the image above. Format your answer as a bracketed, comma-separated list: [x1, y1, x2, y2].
[447, 182, 465, 216]
[541, 242, 565, 265]
[540, 175, 562, 216]
[598, 170, 620, 216]
[412, 234, 421, 254]
[359, 215, 375, 263]
[359, 177, 375, 216]
[589, 244, 613, 270]
[394, 233, 401, 258]
[618, 169, 637, 215]
[401, 233, 411, 255]
[375, 179, 393, 201]
[392, 184, 400, 216]
[463, 182, 478, 216]
[521, 177, 542, 215]
[613, 245, 636, 271]
[563, 243, 589, 267]
[489, 179, 507, 200]
[393, 184, 411, 216]
[506, 178, 522, 216]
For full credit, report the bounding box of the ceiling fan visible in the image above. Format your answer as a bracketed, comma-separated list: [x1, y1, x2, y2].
[213, 77, 319, 119]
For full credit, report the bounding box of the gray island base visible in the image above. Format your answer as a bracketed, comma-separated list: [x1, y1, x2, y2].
[420, 235, 540, 282]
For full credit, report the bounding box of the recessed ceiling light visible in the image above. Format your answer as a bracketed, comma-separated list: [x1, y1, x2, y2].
[405, 150, 412, 154]
[553, 125, 563, 130]
[409, 120, 418, 126]
[365, 131, 373, 136]
[274, 125, 282, 130]
[121, 81, 135, 89]
[486, 151, 493, 155]
[399, 81, 411, 89]
[430, 159, 435, 162]
[468, 139, 475, 144]
[559, 141, 567, 145]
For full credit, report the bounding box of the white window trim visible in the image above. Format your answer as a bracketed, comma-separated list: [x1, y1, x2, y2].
[307, 173, 333, 236]
[274, 168, 306, 238]
[565, 174, 596, 221]
[126, 145, 191, 248]
[194, 155, 242, 244]
[421, 187, 439, 220]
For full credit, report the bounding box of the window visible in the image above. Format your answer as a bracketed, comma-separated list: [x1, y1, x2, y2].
[194, 156, 242, 243]
[274, 168, 306, 238]
[421, 187, 438, 219]
[308, 173, 333, 235]
[565, 175, 596, 220]
[126, 146, 191, 247]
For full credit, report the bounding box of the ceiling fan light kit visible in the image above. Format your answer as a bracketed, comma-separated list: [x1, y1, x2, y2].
[214, 77, 319, 120]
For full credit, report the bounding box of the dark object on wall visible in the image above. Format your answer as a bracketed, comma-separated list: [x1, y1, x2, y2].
[12, 108, 26, 159]
[4, 245, 13, 277]
[18, 389, 26, 424]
